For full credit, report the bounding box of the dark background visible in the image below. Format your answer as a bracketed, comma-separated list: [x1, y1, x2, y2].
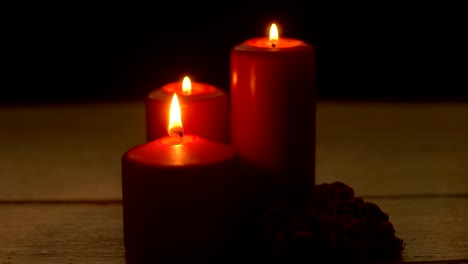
[2, 2, 465, 104]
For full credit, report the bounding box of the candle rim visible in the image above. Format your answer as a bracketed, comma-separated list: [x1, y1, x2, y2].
[243, 37, 306, 49]
[160, 135, 195, 145]
[147, 84, 227, 101]
[124, 134, 239, 167]
[163, 81, 216, 95]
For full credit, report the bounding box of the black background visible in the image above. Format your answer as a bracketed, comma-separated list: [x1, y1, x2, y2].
[2, 2, 465, 104]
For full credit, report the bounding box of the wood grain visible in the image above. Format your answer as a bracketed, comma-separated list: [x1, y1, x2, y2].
[0, 197, 467, 263]
[0, 204, 125, 264]
[369, 197, 468, 262]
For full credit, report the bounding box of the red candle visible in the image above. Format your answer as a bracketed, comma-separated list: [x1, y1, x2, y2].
[146, 76, 229, 143]
[230, 23, 316, 196]
[122, 94, 239, 259]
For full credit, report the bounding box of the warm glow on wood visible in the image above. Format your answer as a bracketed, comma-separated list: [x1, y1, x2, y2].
[182, 76, 191, 94]
[168, 93, 184, 137]
[269, 23, 278, 47]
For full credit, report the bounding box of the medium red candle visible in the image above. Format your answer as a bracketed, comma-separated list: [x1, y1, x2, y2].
[122, 94, 239, 259]
[230, 23, 316, 195]
[146, 76, 229, 143]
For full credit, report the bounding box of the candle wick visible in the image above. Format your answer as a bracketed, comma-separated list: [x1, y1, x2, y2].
[169, 126, 184, 140]
[272, 43, 276, 48]
[177, 131, 183, 144]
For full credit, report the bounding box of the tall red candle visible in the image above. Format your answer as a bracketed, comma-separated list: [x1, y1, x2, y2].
[230, 23, 316, 195]
[146, 76, 229, 143]
[122, 94, 239, 260]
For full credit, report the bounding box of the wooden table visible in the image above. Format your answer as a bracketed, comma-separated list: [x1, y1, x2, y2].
[1, 101, 467, 263]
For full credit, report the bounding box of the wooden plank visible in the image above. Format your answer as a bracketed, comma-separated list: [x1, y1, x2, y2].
[0, 204, 125, 264]
[369, 197, 468, 262]
[0, 102, 146, 201]
[0, 198, 467, 263]
[316, 102, 468, 197]
[1, 102, 467, 200]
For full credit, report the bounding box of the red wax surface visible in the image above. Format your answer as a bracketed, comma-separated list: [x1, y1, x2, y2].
[145, 81, 229, 143]
[121, 135, 239, 257]
[230, 38, 316, 190]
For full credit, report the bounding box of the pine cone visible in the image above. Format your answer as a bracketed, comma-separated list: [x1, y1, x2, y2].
[262, 182, 404, 261]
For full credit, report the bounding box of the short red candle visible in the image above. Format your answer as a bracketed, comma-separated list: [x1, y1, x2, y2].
[145, 77, 229, 143]
[123, 94, 239, 259]
[230, 24, 316, 194]
[122, 135, 239, 258]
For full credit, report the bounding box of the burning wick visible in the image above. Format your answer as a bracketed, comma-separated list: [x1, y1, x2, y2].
[168, 93, 184, 141]
[169, 126, 184, 138]
[182, 76, 191, 95]
[269, 23, 278, 48]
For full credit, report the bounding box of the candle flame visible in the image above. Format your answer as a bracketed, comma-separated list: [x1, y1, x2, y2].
[168, 93, 184, 137]
[269, 23, 278, 47]
[182, 76, 191, 94]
